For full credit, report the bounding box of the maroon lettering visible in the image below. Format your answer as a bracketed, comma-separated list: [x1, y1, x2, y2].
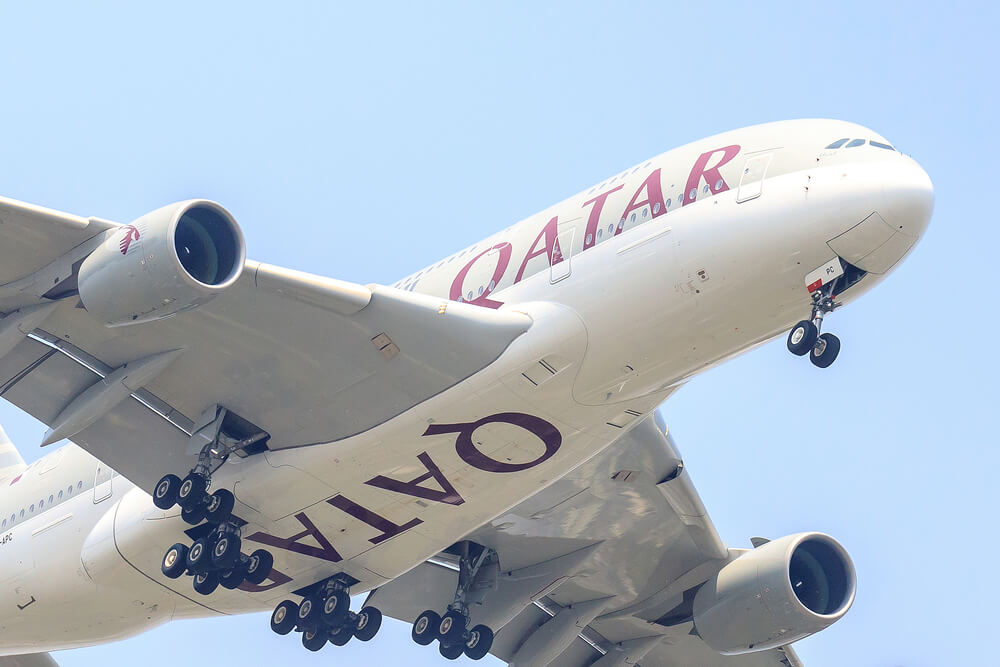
[238, 567, 293, 593]
[513, 216, 560, 283]
[423, 412, 562, 473]
[244, 512, 342, 563]
[365, 451, 465, 506]
[449, 242, 512, 309]
[682, 144, 741, 206]
[617, 168, 667, 233]
[327, 495, 422, 545]
[581, 185, 624, 250]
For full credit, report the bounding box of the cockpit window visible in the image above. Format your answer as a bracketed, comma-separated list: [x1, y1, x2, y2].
[845, 139, 865, 148]
[870, 140, 895, 151]
[826, 138, 849, 149]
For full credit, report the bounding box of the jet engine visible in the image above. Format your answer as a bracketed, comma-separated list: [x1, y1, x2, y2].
[692, 532, 856, 654]
[78, 200, 245, 326]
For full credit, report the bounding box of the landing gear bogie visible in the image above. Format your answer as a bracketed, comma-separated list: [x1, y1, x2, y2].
[269, 577, 384, 652]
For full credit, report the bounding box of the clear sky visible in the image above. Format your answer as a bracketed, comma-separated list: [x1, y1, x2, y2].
[0, 2, 994, 665]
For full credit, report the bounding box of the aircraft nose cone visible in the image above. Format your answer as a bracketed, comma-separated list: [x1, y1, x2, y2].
[884, 157, 934, 240]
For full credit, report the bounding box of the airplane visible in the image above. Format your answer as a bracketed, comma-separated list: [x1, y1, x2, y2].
[0, 119, 933, 666]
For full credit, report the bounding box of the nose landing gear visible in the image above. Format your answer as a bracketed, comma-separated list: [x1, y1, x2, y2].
[268, 575, 384, 652]
[409, 542, 498, 661]
[787, 288, 842, 368]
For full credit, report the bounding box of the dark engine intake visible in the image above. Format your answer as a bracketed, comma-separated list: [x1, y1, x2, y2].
[78, 200, 246, 326]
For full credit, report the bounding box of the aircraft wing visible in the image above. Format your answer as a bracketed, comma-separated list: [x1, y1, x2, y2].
[0, 196, 531, 490]
[368, 415, 805, 666]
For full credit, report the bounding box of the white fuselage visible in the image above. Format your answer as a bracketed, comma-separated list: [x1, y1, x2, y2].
[0, 119, 933, 654]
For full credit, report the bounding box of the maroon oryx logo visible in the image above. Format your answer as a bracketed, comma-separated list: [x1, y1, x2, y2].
[119, 225, 140, 255]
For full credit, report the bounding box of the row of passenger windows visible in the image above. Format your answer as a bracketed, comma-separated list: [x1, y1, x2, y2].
[825, 138, 896, 151]
[2, 480, 85, 528]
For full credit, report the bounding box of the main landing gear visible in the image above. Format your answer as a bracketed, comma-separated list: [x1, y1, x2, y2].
[787, 287, 842, 368]
[410, 542, 498, 661]
[268, 576, 384, 652]
[155, 406, 275, 596]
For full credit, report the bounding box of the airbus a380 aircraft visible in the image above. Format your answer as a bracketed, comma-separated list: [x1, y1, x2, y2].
[0, 119, 932, 666]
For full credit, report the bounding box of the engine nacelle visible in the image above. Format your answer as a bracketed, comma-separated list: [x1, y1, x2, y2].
[693, 532, 856, 654]
[78, 200, 245, 326]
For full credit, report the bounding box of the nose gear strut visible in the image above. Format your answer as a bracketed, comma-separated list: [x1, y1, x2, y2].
[787, 284, 842, 368]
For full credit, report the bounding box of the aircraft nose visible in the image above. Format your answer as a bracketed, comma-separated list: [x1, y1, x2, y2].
[826, 157, 933, 275]
[883, 156, 934, 240]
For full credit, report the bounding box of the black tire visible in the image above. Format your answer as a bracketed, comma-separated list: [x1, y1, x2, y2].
[153, 474, 182, 510]
[787, 320, 818, 356]
[411, 610, 440, 646]
[354, 606, 382, 641]
[161, 543, 189, 579]
[192, 571, 219, 595]
[270, 600, 298, 635]
[297, 596, 322, 628]
[177, 473, 208, 510]
[810, 332, 841, 368]
[186, 537, 213, 573]
[328, 624, 353, 646]
[464, 624, 494, 660]
[439, 642, 464, 660]
[181, 503, 207, 526]
[244, 549, 273, 585]
[301, 627, 327, 652]
[205, 489, 235, 524]
[438, 610, 466, 645]
[219, 563, 247, 590]
[212, 532, 241, 569]
[321, 589, 350, 628]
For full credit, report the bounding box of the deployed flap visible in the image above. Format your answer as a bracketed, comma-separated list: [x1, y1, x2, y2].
[0, 197, 531, 491]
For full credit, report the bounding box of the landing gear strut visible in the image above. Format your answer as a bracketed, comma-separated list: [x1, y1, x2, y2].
[155, 406, 274, 596]
[268, 575, 384, 652]
[410, 542, 498, 661]
[787, 286, 842, 368]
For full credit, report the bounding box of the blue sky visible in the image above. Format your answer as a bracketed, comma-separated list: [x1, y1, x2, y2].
[0, 2, 995, 665]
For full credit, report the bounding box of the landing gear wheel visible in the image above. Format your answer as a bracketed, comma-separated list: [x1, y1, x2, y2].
[244, 549, 273, 585]
[212, 532, 241, 569]
[161, 543, 189, 579]
[185, 537, 213, 573]
[153, 474, 182, 510]
[328, 624, 353, 646]
[205, 489, 235, 524]
[192, 571, 219, 595]
[297, 596, 322, 628]
[810, 333, 841, 368]
[301, 627, 327, 652]
[439, 642, 464, 660]
[181, 503, 207, 526]
[219, 563, 247, 590]
[321, 590, 350, 628]
[177, 473, 207, 510]
[438, 610, 466, 645]
[787, 320, 819, 356]
[353, 606, 382, 641]
[270, 600, 298, 635]
[464, 624, 494, 660]
[412, 610, 440, 646]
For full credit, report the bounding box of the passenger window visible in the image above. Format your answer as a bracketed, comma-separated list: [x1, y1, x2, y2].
[665, 198, 671, 208]
[870, 140, 895, 150]
[19, 510, 24, 519]
[826, 138, 850, 149]
[653, 202, 661, 214]
[48, 495, 53, 504]
[846, 139, 865, 148]
[29, 504, 34, 513]
[630, 213, 636, 223]
[2, 518, 6, 528]
[58, 490, 63, 500]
